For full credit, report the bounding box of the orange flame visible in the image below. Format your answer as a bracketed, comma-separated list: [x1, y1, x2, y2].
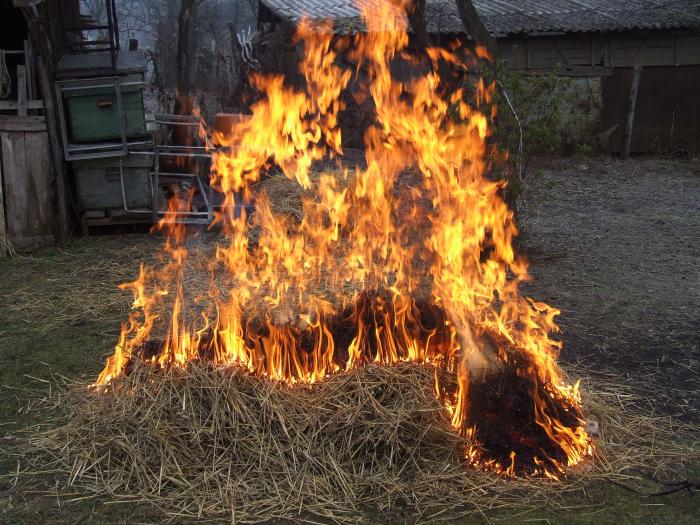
[95, 0, 592, 476]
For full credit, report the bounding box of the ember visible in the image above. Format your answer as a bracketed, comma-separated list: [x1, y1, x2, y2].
[95, 0, 592, 477]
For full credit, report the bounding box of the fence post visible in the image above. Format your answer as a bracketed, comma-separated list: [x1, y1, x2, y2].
[623, 64, 643, 159]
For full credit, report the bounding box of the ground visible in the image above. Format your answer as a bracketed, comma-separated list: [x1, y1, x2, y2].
[521, 157, 700, 421]
[0, 157, 698, 523]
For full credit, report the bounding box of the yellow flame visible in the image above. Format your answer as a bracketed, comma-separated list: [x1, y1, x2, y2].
[95, 0, 592, 476]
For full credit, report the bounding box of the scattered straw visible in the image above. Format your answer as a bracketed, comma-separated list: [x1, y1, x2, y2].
[9, 362, 699, 524]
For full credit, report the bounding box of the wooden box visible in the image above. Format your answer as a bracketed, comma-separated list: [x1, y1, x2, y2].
[74, 154, 152, 211]
[61, 75, 146, 143]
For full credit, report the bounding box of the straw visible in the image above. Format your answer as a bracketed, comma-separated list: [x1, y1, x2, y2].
[11, 361, 699, 524]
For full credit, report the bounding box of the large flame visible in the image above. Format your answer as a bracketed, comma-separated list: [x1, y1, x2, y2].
[96, 0, 591, 477]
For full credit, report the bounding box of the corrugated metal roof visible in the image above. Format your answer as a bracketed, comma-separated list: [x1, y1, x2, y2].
[260, 0, 700, 36]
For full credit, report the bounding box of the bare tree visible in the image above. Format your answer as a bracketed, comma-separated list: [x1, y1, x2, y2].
[454, 0, 496, 57]
[406, 0, 430, 49]
[80, 0, 107, 25]
[173, 0, 202, 116]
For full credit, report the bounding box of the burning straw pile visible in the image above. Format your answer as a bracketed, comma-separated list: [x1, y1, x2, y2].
[16, 361, 699, 523]
[10, 1, 698, 521]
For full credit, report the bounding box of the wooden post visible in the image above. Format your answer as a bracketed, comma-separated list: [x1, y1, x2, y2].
[17, 66, 27, 117]
[23, 39, 37, 102]
[623, 64, 643, 159]
[0, 158, 6, 257]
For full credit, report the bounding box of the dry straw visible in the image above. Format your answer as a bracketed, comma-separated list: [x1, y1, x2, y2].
[11, 361, 699, 524]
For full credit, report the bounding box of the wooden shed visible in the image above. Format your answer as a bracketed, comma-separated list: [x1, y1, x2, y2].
[258, 0, 700, 154]
[0, 1, 63, 255]
[1, 0, 152, 254]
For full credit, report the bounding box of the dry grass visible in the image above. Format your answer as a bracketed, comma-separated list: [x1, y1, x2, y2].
[0, 238, 162, 336]
[9, 362, 699, 524]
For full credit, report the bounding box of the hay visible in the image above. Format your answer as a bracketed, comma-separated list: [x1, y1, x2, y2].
[12, 362, 699, 524]
[0, 237, 163, 336]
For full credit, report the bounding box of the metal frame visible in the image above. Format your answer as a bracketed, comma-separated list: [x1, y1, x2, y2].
[56, 76, 151, 160]
[76, 112, 217, 227]
[152, 146, 213, 225]
[116, 155, 154, 215]
[150, 114, 214, 225]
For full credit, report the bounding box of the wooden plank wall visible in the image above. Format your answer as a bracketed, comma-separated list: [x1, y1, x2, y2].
[500, 31, 700, 73]
[0, 117, 55, 253]
[0, 154, 6, 256]
[601, 65, 700, 154]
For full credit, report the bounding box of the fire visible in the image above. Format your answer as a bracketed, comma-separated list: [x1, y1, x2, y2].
[95, 0, 592, 476]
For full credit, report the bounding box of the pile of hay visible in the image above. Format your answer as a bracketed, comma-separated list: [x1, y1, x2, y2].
[15, 362, 700, 523]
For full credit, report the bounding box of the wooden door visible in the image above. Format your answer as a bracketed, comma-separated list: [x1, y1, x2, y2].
[0, 116, 55, 253]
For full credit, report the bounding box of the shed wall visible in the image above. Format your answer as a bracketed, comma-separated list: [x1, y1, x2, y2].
[601, 66, 700, 154]
[500, 30, 700, 72]
[500, 30, 700, 152]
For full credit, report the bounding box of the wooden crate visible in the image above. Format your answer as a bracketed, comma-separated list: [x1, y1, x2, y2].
[74, 154, 152, 211]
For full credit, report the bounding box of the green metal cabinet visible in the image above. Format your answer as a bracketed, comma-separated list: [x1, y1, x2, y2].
[74, 154, 152, 211]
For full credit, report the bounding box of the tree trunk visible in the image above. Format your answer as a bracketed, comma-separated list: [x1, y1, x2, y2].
[174, 0, 199, 117]
[406, 0, 430, 49]
[454, 0, 496, 58]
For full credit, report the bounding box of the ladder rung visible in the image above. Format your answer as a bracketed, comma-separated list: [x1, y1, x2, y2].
[65, 25, 112, 32]
[72, 40, 113, 46]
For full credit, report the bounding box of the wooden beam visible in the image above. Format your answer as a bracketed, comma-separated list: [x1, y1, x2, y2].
[12, 0, 44, 8]
[1, 132, 26, 249]
[24, 39, 37, 101]
[674, 36, 679, 66]
[0, 116, 47, 132]
[623, 64, 644, 159]
[0, 100, 44, 111]
[525, 39, 531, 68]
[17, 66, 28, 117]
[19, 4, 73, 242]
[521, 66, 613, 77]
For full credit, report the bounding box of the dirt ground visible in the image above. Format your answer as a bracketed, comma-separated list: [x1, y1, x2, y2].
[521, 157, 700, 422]
[0, 156, 698, 523]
